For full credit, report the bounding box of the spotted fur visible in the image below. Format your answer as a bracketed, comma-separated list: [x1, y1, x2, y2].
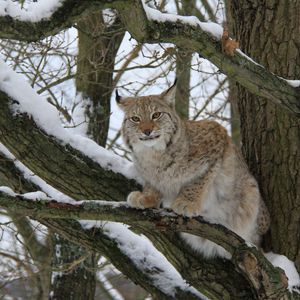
[118, 83, 270, 259]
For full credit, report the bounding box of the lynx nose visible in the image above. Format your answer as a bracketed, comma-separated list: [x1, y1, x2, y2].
[143, 129, 152, 136]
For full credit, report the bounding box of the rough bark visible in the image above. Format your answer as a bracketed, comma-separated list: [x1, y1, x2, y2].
[76, 11, 124, 146]
[174, 1, 195, 119]
[50, 234, 96, 300]
[175, 48, 192, 119]
[227, 0, 300, 272]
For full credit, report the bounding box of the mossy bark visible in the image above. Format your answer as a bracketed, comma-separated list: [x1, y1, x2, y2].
[227, 0, 300, 272]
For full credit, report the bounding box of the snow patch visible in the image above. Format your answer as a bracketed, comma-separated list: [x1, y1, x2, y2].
[265, 252, 300, 290]
[142, 1, 223, 39]
[235, 49, 262, 66]
[281, 79, 300, 88]
[0, 186, 16, 196]
[0, 0, 63, 22]
[80, 221, 207, 299]
[0, 143, 73, 203]
[22, 191, 50, 200]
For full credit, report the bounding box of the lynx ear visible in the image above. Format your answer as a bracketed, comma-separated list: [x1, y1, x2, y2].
[161, 78, 177, 106]
[116, 89, 127, 110]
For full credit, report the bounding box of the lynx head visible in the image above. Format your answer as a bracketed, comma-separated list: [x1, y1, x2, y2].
[117, 80, 181, 151]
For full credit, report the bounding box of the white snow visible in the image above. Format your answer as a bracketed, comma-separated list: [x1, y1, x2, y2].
[97, 271, 125, 300]
[142, 0, 223, 39]
[80, 221, 207, 299]
[0, 60, 139, 182]
[281, 78, 300, 88]
[0, 185, 50, 201]
[235, 49, 262, 67]
[265, 252, 300, 290]
[0, 186, 16, 196]
[0, 0, 63, 22]
[0, 142, 73, 203]
[22, 191, 50, 200]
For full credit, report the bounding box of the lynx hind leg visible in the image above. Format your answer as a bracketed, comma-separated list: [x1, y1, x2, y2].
[234, 179, 263, 244]
[127, 189, 161, 209]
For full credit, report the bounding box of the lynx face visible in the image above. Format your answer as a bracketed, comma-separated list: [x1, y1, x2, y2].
[117, 85, 180, 151]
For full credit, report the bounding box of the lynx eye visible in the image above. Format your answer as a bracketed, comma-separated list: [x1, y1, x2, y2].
[130, 116, 140, 123]
[152, 112, 162, 120]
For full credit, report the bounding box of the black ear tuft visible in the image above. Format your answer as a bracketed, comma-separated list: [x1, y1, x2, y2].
[165, 78, 177, 95]
[115, 89, 121, 104]
[161, 78, 177, 106]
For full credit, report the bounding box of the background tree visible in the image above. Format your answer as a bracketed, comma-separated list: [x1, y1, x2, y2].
[0, 0, 299, 299]
[226, 1, 300, 270]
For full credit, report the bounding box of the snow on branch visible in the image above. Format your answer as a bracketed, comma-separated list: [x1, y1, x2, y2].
[141, 0, 223, 39]
[0, 60, 140, 201]
[0, 190, 298, 299]
[43, 219, 203, 300]
[0, 60, 137, 181]
[0, 0, 108, 41]
[0, 0, 63, 22]
[81, 221, 206, 299]
[133, 1, 300, 116]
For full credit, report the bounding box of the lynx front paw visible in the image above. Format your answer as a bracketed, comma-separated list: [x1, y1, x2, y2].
[171, 197, 201, 217]
[127, 191, 160, 209]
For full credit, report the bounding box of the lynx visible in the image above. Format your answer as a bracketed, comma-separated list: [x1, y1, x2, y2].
[117, 81, 270, 258]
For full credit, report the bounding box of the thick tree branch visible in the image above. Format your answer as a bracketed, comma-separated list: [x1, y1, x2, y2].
[0, 0, 111, 42]
[114, 0, 300, 116]
[42, 218, 205, 300]
[0, 152, 200, 300]
[0, 91, 139, 201]
[1, 0, 299, 115]
[0, 192, 297, 300]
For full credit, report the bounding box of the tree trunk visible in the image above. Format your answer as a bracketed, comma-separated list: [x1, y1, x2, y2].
[50, 11, 125, 299]
[227, 0, 300, 271]
[175, 47, 192, 119]
[50, 234, 96, 300]
[76, 11, 124, 146]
